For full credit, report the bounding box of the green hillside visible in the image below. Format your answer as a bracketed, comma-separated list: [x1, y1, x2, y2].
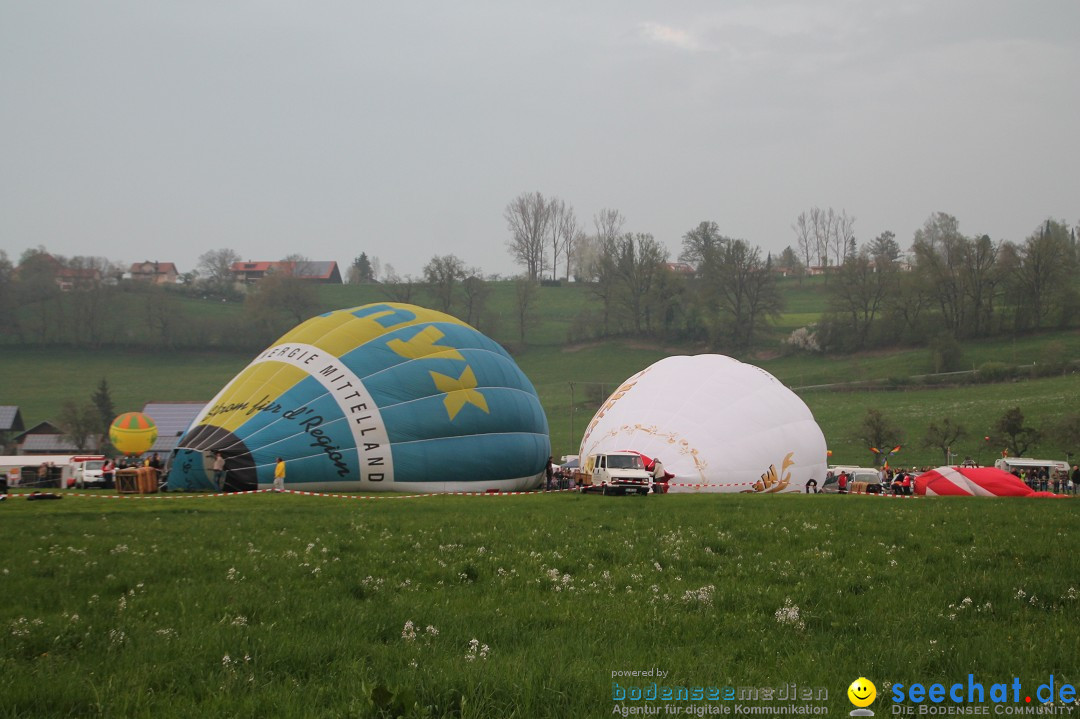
[2, 277, 1078, 468]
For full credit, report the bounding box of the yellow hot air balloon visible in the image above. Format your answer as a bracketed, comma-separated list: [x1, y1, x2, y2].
[109, 412, 158, 456]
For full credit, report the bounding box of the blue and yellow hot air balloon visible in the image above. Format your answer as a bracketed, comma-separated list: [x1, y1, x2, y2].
[166, 303, 549, 492]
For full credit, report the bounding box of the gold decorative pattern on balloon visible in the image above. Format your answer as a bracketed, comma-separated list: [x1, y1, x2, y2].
[749, 452, 795, 493]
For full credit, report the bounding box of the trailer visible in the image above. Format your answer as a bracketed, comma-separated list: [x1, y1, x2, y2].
[0, 455, 106, 489]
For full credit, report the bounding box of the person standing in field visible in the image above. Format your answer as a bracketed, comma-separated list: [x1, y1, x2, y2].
[651, 458, 666, 493]
[212, 452, 226, 491]
[102, 458, 115, 489]
[273, 457, 286, 492]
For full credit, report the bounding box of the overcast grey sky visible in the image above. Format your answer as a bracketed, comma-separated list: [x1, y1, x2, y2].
[2, 1, 1077, 279]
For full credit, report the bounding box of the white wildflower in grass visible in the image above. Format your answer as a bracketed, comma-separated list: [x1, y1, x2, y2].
[653, 562, 663, 572]
[1014, 588, 1027, 600]
[681, 585, 715, 607]
[110, 544, 129, 554]
[464, 639, 490, 662]
[401, 620, 417, 642]
[425, 625, 439, 638]
[108, 629, 127, 646]
[774, 598, 805, 630]
[226, 567, 241, 581]
[10, 618, 31, 637]
[117, 596, 127, 612]
[155, 628, 177, 638]
[231, 615, 248, 626]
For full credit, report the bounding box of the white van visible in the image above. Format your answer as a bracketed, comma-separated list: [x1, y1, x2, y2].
[578, 451, 654, 495]
[821, 466, 883, 493]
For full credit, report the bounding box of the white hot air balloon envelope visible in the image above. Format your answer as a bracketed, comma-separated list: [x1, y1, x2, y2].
[578, 355, 827, 493]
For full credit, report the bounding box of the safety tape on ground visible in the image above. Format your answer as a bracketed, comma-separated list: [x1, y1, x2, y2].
[666, 481, 760, 489]
[1, 489, 273, 500]
[1, 487, 918, 500]
[0, 487, 581, 501]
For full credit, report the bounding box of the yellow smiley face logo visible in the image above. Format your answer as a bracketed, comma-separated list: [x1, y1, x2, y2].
[848, 677, 876, 707]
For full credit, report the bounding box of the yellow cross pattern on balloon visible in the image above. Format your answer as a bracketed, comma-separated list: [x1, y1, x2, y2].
[429, 366, 489, 420]
[386, 326, 465, 362]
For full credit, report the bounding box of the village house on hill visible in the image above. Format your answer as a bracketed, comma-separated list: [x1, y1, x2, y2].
[230, 260, 342, 285]
[17, 253, 103, 291]
[129, 261, 179, 284]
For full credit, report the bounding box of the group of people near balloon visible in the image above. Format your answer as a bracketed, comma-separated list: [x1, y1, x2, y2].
[823, 467, 917, 495]
[1013, 466, 1077, 494]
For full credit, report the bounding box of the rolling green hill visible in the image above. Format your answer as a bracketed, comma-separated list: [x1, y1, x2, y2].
[2, 277, 1078, 468]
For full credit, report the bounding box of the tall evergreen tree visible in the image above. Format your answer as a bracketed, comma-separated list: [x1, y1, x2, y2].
[91, 378, 116, 439]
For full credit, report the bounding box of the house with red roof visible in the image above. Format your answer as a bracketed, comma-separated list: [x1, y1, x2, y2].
[231, 260, 342, 284]
[130, 261, 179, 284]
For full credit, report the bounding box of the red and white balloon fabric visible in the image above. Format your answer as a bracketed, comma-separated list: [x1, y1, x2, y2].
[915, 466, 1061, 497]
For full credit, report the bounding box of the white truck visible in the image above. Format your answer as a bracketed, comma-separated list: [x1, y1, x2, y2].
[577, 451, 654, 496]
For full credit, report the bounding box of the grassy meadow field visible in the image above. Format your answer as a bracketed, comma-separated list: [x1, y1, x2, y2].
[1, 492, 1078, 718]
[3, 280, 1080, 717]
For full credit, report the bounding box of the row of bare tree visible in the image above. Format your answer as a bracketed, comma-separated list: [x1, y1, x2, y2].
[817, 214, 1080, 351]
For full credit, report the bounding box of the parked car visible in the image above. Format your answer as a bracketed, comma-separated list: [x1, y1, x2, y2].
[72, 460, 107, 489]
